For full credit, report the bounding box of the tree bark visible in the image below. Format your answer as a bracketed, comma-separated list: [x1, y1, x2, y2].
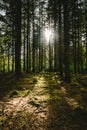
[63, 0, 71, 82]
[14, 0, 22, 76]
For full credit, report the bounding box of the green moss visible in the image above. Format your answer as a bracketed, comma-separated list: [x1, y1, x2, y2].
[0, 116, 7, 122]
[29, 100, 40, 108]
[10, 90, 19, 98]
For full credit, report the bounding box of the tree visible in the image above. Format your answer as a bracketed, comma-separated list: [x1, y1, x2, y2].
[14, 0, 22, 76]
[58, 0, 63, 76]
[63, 0, 71, 82]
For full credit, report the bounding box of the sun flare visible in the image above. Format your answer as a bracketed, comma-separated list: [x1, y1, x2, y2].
[45, 29, 51, 42]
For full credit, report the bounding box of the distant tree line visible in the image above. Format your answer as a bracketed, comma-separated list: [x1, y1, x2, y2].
[0, 0, 87, 82]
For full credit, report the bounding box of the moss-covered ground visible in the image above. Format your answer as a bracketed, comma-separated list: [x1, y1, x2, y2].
[0, 72, 87, 130]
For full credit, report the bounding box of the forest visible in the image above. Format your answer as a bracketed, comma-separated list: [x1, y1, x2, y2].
[0, 0, 87, 130]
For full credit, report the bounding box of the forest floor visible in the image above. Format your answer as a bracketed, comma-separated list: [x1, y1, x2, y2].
[0, 72, 87, 130]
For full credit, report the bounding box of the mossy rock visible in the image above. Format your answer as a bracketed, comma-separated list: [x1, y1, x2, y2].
[24, 90, 30, 96]
[29, 100, 40, 108]
[10, 90, 19, 98]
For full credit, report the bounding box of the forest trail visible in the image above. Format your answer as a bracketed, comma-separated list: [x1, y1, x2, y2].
[0, 73, 87, 130]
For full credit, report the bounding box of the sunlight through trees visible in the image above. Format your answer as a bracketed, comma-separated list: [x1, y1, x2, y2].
[0, 0, 87, 82]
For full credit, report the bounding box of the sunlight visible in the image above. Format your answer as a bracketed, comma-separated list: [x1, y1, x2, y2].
[45, 28, 51, 42]
[66, 97, 79, 108]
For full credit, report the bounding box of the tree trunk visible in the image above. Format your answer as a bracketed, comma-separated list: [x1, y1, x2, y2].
[14, 0, 22, 76]
[58, 0, 63, 76]
[85, 1, 87, 73]
[63, 0, 71, 82]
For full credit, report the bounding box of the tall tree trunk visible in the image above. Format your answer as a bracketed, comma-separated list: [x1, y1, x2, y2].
[49, 16, 53, 71]
[23, 20, 26, 72]
[8, 45, 10, 72]
[77, 10, 80, 73]
[26, 0, 30, 72]
[73, 29, 77, 74]
[54, 22, 57, 71]
[38, 0, 41, 72]
[85, 1, 87, 73]
[32, 0, 35, 72]
[14, 0, 22, 76]
[58, 0, 63, 76]
[63, 0, 71, 82]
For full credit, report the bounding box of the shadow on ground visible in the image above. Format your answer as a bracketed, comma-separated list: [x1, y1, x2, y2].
[0, 73, 87, 130]
[0, 73, 38, 101]
[44, 74, 87, 130]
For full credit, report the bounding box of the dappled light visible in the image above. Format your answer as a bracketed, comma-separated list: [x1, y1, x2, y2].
[0, 73, 87, 129]
[60, 87, 67, 94]
[0, 0, 87, 129]
[65, 97, 79, 109]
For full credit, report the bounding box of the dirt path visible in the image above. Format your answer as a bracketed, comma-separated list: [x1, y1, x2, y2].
[0, 73, 87, 130]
